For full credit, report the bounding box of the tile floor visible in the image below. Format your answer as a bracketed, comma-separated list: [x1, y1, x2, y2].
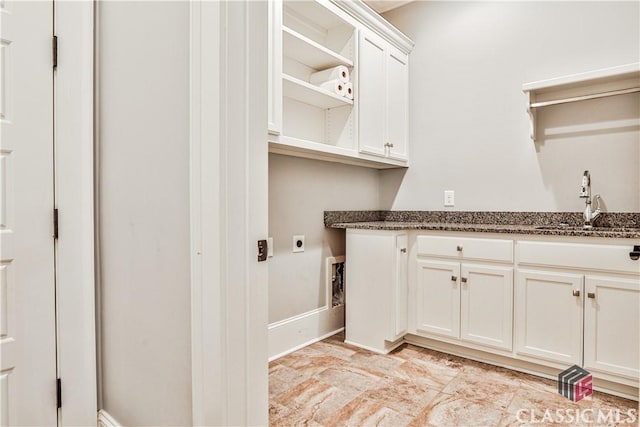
[269, 332, 639, 426]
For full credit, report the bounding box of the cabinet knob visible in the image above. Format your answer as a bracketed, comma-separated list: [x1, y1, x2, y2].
[572, 289, 581, 297]
[400, 248, 407, 253]
[587, 292, 596, 299]
[456, 245, 463, 252]
[461, 277, 468, 283]
[451, 275, 457, 282]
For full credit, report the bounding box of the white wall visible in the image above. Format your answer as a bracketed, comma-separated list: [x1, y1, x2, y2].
[97, 2, 192, 425]
[269, 154, 380, 324]
[381, 1, 640, 212]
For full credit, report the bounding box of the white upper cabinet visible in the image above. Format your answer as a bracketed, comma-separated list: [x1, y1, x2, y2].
[268, 0, 414, 169]
[358, 30, 386, 157]
[386, 46, 409, 160]
[359, 29, 409, 161]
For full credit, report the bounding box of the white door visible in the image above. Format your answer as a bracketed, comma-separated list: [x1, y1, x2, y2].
[515, 269, 583, 366]
[416, 259, 460, 338]
[460, 263, 513, 351]
[584, 275, 639, 380]
[357, 29, 386, 157]
[386, 46, 408, 161]
[0, 1, 58, 426]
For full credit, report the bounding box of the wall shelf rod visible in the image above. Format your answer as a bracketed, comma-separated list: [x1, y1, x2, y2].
[530, 86, 640, 109]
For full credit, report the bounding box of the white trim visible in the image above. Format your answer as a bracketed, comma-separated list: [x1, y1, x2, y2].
[268, 306, 345, 359]
[270, 327, 344, 362]
[54, 2, 97, 424]
[190, 1, 223, 424]
[97, 410, 121, 427]
[190, 1, 269, 424]
[332, 0, 414, 54]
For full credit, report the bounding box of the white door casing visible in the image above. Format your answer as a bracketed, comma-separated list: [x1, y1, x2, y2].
[0, 1, 57, 425]
[190, 1, 269, 424]
[54, 1, 97, 423]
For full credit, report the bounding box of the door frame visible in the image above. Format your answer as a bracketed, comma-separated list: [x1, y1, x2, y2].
[189, 1, 269, 425]
[54, 1, 97, 424]
[51, 1, 269, 424]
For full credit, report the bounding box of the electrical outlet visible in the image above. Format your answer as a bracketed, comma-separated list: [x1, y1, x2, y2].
[293, 235, 305, 253]
[444, 190, 455, 207]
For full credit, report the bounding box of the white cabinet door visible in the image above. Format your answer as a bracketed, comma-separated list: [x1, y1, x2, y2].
[416, 260, 460, 339]
[386, 46, 408, 161]
[391, 234, 408, 339]
[584, 276, 639, 380]
[357, 29, 386, 157]
[515, 269, 583, 366]
[346, 230, 407, 353]
[460, 264, 513, 351]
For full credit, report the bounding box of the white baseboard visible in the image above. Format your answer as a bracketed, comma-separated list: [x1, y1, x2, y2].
[98, 410, 122, 427]
[268, 305, 344, 361]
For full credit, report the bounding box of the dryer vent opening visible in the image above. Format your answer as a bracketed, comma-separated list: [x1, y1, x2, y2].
[326, 256, 345, 308]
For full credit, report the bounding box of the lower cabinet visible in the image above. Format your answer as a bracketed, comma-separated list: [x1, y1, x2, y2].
[515, 240, 640, 386]
[460, 263, 513, 351]
[515, 269, 584, 366]
[414, 235, 514, 352]
[416, 259, 513, 351]
[345, 229, 408, 353]
[416, 259, 460, 339]
[584, 276, 639, 381]
[344, 230, 639, 393]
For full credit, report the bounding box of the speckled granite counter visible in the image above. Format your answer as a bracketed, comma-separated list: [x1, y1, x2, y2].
[324, 211, 640, 239]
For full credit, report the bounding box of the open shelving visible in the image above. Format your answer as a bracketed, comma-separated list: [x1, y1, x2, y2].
[282, 73, 353, 109]
[282, 26, 353, 70]
[523, 63, 640, 141]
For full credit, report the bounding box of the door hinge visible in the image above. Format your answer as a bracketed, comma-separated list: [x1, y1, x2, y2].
[52, 35, 58, 69]
[53, 208, 59, 240]
[56, 378, 62, 409]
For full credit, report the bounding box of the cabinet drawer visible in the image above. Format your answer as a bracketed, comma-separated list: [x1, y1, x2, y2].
[416, 235, 513, 263]
[517, 241, 640, 274]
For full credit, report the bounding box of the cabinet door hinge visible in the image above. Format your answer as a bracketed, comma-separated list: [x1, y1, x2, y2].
[52, 35, 58, 69]
[56, 378, 62, 409]
[53, 208, 59, 240]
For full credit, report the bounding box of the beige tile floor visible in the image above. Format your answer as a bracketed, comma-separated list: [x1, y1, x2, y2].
[269, 332, 639, 426]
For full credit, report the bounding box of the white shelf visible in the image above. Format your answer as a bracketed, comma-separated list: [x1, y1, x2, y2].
[282, 73, 353, 109]
[523, 63, 640, 92]
[269, 136, 408, 169]
[523, 63, 640, 141]
[283, 26, 353, 70]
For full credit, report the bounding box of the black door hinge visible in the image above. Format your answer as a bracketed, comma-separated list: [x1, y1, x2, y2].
[52, 35, 58, 69]
[56, 378, 62, 409]
[53, 208, 59, 240]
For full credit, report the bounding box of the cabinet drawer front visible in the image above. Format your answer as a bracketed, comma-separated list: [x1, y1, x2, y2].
[417, 235, 513, 263]
[517, 241, 640, 274]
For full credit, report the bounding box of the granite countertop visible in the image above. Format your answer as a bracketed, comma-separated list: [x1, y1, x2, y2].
[325, 211, 640, 239]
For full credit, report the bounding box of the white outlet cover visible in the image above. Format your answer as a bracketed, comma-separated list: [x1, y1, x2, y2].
[293, 235, 305, 253]
[444, 190, 455, 207]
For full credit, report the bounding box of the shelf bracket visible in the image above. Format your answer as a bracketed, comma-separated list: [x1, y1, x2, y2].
[525, 90, 537, 141]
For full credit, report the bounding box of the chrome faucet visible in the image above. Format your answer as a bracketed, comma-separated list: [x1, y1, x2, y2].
[579, 170, 601, 228]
